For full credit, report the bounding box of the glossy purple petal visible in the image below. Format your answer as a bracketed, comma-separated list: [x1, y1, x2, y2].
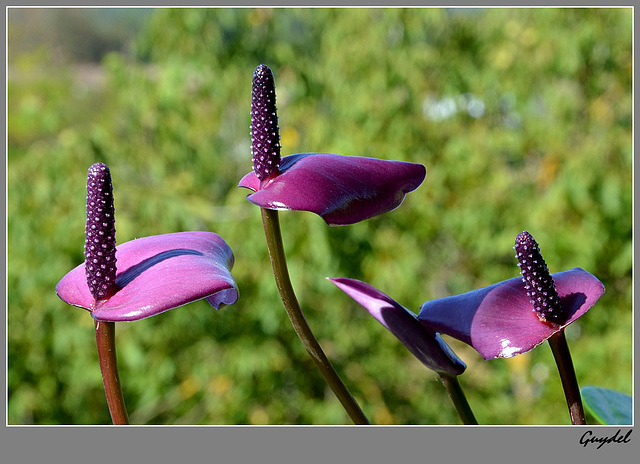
[417, 268, 605, 360]
[239, 153, 426, 226]
[329, 278, 466, 375]
[56, 232, 238, 322]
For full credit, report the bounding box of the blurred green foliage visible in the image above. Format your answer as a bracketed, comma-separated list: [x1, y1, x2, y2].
[8, 8, 632, 425]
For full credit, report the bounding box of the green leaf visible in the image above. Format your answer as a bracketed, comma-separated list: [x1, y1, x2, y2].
[581, 386, 632, 425]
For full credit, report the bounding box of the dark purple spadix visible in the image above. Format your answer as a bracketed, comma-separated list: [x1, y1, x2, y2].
[250, 64, 281, 181]
[514, 231, 562, 324]
[84, 163, 117, 301]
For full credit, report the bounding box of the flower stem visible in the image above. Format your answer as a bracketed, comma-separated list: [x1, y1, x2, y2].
[439, 373, 478, 425]
[547, 329, 586, 425]
[94, 320, 129, 425]
[260, 208, 370, 424]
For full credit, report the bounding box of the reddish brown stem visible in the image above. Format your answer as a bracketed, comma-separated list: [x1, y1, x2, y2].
[95, 320, 129, 425]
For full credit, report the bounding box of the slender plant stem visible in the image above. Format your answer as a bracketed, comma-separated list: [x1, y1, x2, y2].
[95, 320, 129, 425]
[439, 373, 478, 425]
[547, 329, 586, 425]
[260, 208, 370, 424]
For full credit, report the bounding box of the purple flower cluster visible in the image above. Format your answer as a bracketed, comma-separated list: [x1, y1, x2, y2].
[56, 63, 607, 426]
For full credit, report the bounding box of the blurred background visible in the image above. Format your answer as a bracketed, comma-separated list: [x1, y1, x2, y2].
[7, 7, 632, 425]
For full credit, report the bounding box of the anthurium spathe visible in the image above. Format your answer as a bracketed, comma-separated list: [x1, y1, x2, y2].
[329, 277, 477, 424]
[239, 153, 426, 226]
[238, 64, 426, 226]
[329, 278, 466, 376]
[417, 234, 605, 360]
[56, 231, 238, 322]
[56, 163, 238, 322]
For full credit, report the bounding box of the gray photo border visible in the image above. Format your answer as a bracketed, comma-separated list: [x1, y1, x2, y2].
[3, 2, 636, 463]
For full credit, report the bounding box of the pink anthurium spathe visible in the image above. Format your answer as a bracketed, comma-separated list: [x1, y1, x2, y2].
[417, 233, 605, 360]
[56, 231, 238, 322]
[329, 277, 466, 376]
[238, 64, 426, 226]
[56, 163, 238, 322]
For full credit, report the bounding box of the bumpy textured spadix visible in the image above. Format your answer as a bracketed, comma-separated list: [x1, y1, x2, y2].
[514, 231, 563, 323]
[240, 64, 426, 226]
[84, 163, 117, 300]
[251, 64, 281, 181]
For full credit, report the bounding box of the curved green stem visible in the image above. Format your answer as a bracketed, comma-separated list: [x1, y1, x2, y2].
[439, 373, 478, 425]
[261, 208, 370, 424]
[95, 320, 129, 425]
[548, 329, 586, 425]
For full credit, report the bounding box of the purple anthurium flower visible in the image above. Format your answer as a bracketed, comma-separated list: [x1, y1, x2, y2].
[328, 278, 466, 376]
[417, 232, 605, 360]
[56, 163, 238, 322]
[238, 64, 426, 226]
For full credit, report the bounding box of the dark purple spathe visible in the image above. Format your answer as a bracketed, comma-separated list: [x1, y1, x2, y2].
[329, 278, 466, 376]
[417, 268, 605, 360]
[240, 153, 426, 226]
